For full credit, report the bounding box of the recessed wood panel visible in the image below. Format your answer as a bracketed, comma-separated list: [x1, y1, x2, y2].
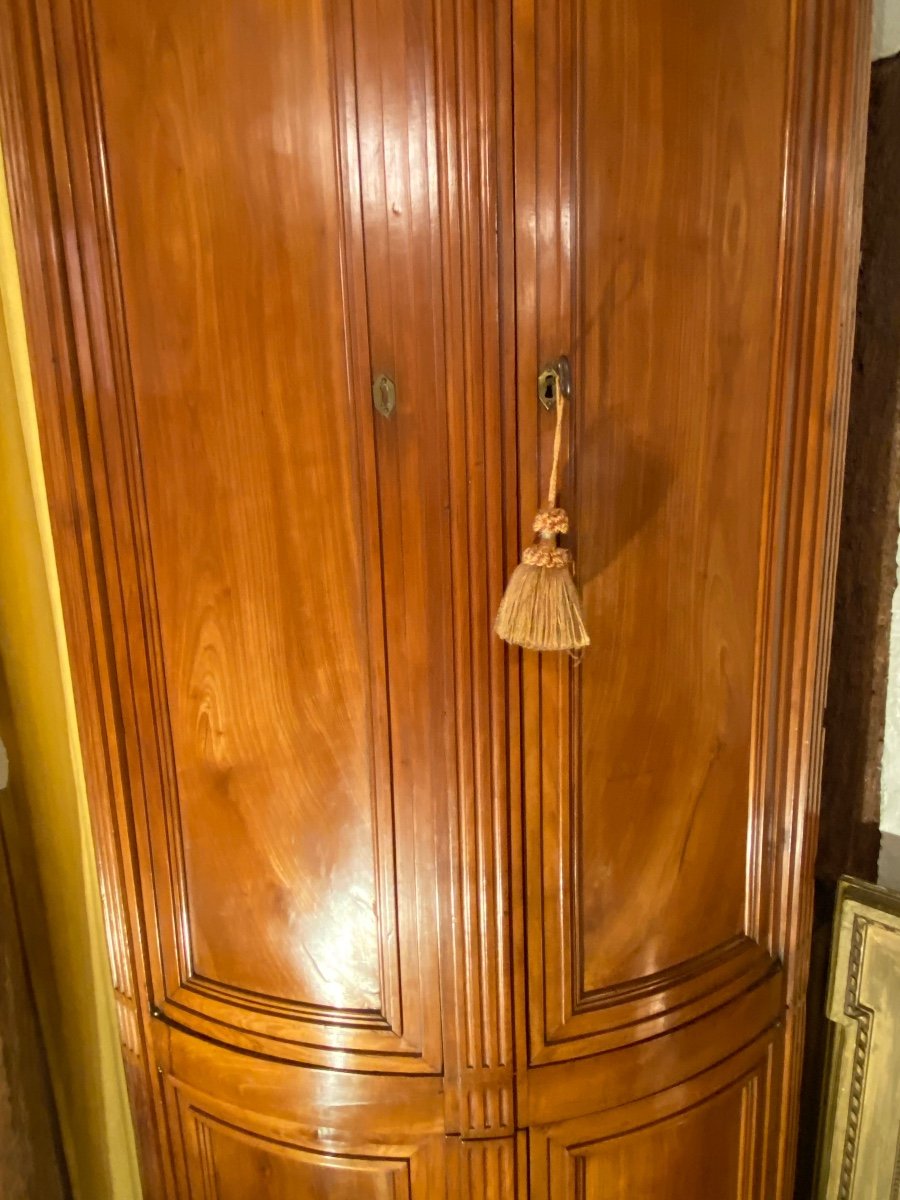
[515, 0, 792, 1061]
[91, 0, 381, 1013]
[574, 0, 785, 995]
[575, 1088, 748, 1199]
[191, 1122, 409, 1200]
[166, 1079, 444, 1200]
[529, 1035, 777, 1199]
[65, 0, 457, 1069]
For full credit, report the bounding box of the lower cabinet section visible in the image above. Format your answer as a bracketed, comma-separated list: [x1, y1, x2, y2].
[527, 1032, 779, 1199]
[162, 1082, 447, 1199]
[184, 1116, 423, 1200]
[155, 1020, 783, 1198]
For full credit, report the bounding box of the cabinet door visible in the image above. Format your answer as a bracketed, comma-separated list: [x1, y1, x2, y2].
[0, 0, 517, 1194]
[529, 1031, 780, 1199]
[82, 0, 448, 1074]
[511, 0, 868, 1194]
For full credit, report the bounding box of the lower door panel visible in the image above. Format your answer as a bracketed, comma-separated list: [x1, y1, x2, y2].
[528, 1025, 782, 1199]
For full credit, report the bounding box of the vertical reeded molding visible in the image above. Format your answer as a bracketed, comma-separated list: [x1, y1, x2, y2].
[434, 0, 519, 1141]
[447, 1136, 519, 1198]
[762, 1, 871, 1196]
[0, 0, 172, 1195]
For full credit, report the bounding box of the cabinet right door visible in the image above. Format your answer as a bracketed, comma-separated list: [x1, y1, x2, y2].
[510, 1, 869, 1195]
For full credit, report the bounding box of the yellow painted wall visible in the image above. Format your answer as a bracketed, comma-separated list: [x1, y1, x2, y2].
[0, 155, 142, 1198]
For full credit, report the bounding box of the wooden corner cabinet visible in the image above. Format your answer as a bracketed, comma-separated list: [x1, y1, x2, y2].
[0, 1, 870, 1196]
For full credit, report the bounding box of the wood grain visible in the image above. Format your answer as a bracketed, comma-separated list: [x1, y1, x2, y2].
[0, 0, 870, 1195]
[94, 0, 395, 1019]
[528, 1031, 779, 1199]
[515, 0, 797, 1068]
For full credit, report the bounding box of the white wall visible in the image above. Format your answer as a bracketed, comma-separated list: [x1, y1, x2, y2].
[874, 0, 900, 59]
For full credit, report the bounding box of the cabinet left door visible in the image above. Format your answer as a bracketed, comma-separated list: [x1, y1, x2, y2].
[0, 0, 511, 1193]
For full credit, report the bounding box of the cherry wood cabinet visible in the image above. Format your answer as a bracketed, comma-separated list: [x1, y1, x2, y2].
[0, 0, 869, 1196]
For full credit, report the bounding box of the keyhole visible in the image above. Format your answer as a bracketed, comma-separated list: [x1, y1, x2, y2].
[538, 366, 559, 410]
[372, 372, 396, 417]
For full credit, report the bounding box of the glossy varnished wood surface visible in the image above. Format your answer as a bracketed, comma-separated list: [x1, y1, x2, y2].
[96, 0, 400, 1018]
[514, 0, 784, 1071]
[0, 0, 516, 1188]
[0, 0, 869, 1195]
[85, 0, 454, 1071]
[529, 1028, 781, 1198]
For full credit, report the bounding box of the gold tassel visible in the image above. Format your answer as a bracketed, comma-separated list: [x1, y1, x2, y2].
[494, 372, 589, 652]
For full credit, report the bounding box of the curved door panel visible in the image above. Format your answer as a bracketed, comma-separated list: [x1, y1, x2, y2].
[512, 0, 868, 1070]
[529, 1031, 780, 1198]
[2, 0, 519, 1185]
[515, 0, 786, 1065]
[77, 0, 449, 1068]
[89, 0, 415, 1061]
[184, 1121, 418, 1200]
[163, 1075, 445, 1200]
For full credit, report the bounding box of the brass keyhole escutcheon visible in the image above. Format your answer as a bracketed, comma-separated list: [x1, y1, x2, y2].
[372, 373, 396, 418]
[538, 355, 571, 411]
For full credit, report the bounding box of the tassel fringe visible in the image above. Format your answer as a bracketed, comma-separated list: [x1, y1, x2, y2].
[494, 374, 589, 653]
[494, 558, 589, 652]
